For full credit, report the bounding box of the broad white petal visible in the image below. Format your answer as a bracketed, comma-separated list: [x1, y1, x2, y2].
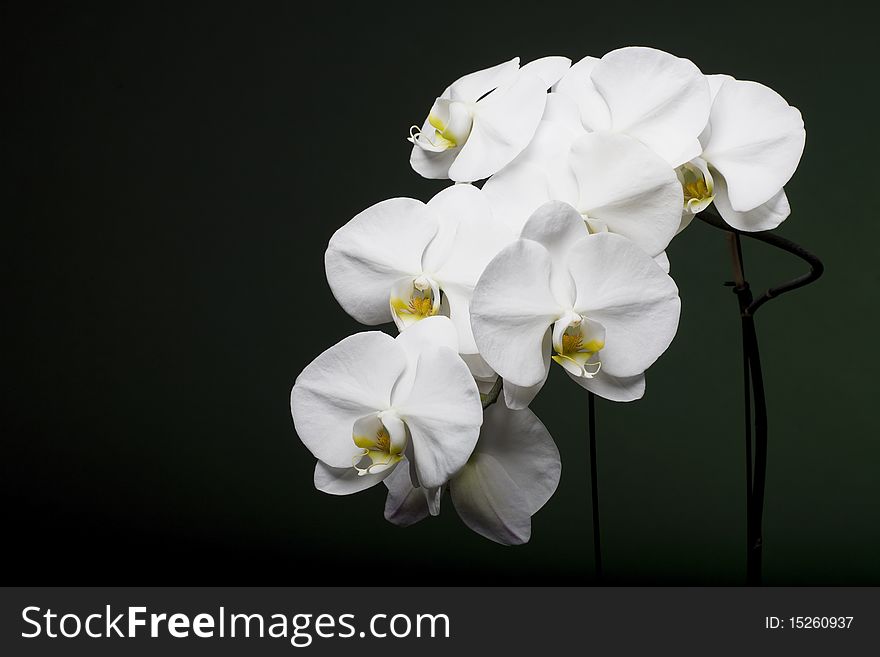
[553, 55, 611, 131]
[570, 131, 683, 258]
[470, 240, 564, 387]
[568, 233, 681, 377]
[713, 174, 790, 232]
[383, 462, 431, 527]
[450, 453, 531, 545]
[325, 198, 438, 324]
[475, 402, 560, 513]
[482, 161, 555, 235]
[449, 71, 547, 182]
[502, 330, 551, 410]
[432, 184, 515, 290]
[291, 332, 406, 468]
[422, 184, 485, 271]
[591, 47, 711, 166]
[701, 78, 805, 211]
[565, 369, 646, 402]
[395, 346, 483, 489]
[520, 200, 585, 305]
[446, 57, 520, 103]
[314, 460, 392, 495]
[520, 56, 571, 88]
[392, 315, 460, 403]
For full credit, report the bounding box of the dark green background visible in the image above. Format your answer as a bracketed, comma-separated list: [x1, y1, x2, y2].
[4, 1, 877, 584]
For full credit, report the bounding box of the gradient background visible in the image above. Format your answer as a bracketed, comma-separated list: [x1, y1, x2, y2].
[4, 1, 877, 584]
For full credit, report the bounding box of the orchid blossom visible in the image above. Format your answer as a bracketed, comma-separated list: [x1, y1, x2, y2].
[383, 400, 561, 546]
[553, 46, 712, 167]
[408, 56, 570, 183]
[290, 317, 483, 494]
[676, 74, 805, 233]
[470, 201, 681, 408]
[324, 183, 513, 356]
[289, 47, 808, 550]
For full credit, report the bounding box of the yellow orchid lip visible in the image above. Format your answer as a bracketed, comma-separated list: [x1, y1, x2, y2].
[551, 312, 605, 379]
[390, 275, 441, 331]
[352, 411, 406, 476]
[676, 158, 715, 213]
[408, 99, 474, 153]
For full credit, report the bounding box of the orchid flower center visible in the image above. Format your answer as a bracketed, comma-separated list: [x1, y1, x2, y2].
[408, 99, 474, 153]
[676, 159, 715, 213]
[390, 275, 441, 330]
[352, 410, 406, 476]
[551, 311, 605, 379]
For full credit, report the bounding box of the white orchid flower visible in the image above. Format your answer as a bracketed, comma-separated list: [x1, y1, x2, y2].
[482, 129, 683, 261]
[553, 46, 711, 168]
[676, 74, 805, 233]
[383, 400, 561, 546]
[470, 201, 681, 408]
[290, 317, 483, 494]
[408, 56, 570, 183]
[325, 184, 514, 355]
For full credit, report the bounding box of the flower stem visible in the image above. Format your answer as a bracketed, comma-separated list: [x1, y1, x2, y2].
[588, 390, 602, 581]
[699, 208, 823, 585]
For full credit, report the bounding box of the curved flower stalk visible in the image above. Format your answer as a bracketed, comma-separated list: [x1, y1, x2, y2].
[470, 201, 681, 408]
[676, 74, 805, 233]
[409, 56, 570, 183]
[553, 46, 711, 167]
[325, 184, 514, 356]
[482, 129, 683, 261]
[383, 400, 561, 546]
[290, 317, 483, 495]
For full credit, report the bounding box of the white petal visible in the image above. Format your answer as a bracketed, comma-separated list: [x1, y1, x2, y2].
[701, 78, 805, 211]
[707, 73, 734, 101]
[569, 131, 683, 258]
[383, 462, 430, 527]
[519, 200, 585, 305]
[431, 184, 515, 291]
[395, 346, 483, 489]
[392, 315, 460, 401]
[506, 94, 584, 172]
[568, 233, 681, 378]
[591, 46, 711, 166]
[449, 71, 547, 182]
[713, 174, 790, 232]
[314, 460, 392, 495]
[475, 402, 560, 513]
[410, 144, 459, 180]
[502, 330, 551, 410]
[450, 453, 531, 545]
[541, 92, 584, 132]
[565, 369, 646, 402]
[553, 55, 611, 131]
[482, 161, 555, 235]
[291, 332, 406, 468]
[470, 240, 564, 387]
[520, 56, 571, 88]
[446, 57, 520, 103]
[325, 198, 438, 324]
